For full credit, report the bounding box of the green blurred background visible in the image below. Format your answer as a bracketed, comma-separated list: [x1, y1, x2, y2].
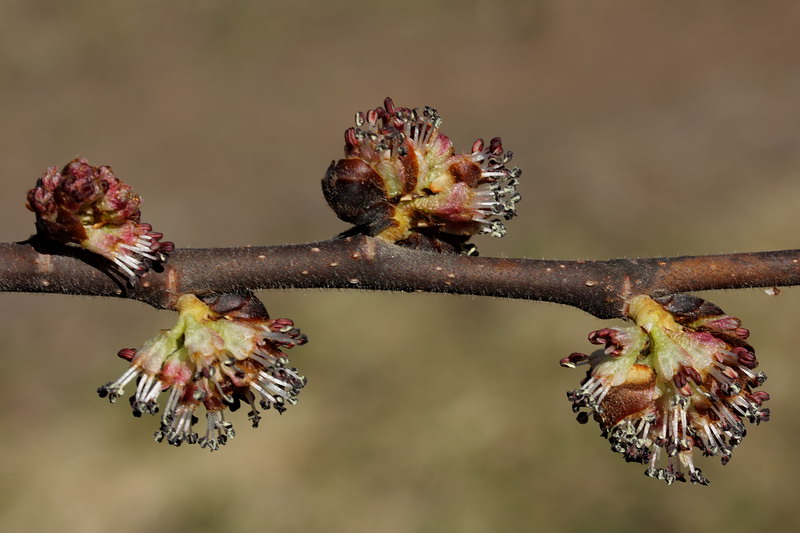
[1, 1, 799, 532]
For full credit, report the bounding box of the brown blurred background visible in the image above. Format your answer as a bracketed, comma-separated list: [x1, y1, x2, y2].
[1, 1, 800, 532]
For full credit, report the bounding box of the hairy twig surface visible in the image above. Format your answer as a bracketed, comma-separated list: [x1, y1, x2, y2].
[1, 237, 798, 318]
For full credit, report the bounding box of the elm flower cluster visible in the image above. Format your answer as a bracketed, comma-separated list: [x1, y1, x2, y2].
[98, 293, 307, 450]
[322, 97, 521, 253]
[561, 294, 769, 485]
[26, 157, 173, 280]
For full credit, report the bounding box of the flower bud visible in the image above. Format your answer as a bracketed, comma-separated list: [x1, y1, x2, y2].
[98, 292, 307, 450]
[322, 98, 521, 252]
[562, 294, 769, 485]
[26, 158, 173, 281]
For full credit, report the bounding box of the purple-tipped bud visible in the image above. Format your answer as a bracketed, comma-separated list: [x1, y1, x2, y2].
[26, 158, 173, 281]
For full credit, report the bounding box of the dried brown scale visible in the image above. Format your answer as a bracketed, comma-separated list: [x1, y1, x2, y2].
[596, 365, 657, 427]
[448, 159, 482, 188]
[322, 158, 391, 228]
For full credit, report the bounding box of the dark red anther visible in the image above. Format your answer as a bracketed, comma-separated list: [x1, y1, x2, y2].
[673, 372, 689, 393]
[366, 109, 379, 125]
[383, 97, 396, 114]
[269, 318, 294, 331]
[588, 328, 623, 355]
[588, 328, 614, 345]
[488, 137, 504, 155]
[344, 127, 358, 146]
[684, 366, 703, 386]
[117, 348, 137, 361]
[732, 347, 758, 369]
[749, 391, 770, 405]
[559, 352, 588, 368]
[471, 138, 484, 153]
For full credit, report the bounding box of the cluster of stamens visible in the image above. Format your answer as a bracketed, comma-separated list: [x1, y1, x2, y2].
[561, 294, 770, 485]
[465, 137, 522, 237]
[323, 98, 521, 252]
[26, 157, 173, 281]
[98, 293, 307, 450]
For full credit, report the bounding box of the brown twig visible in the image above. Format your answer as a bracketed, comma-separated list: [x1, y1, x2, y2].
[1, 237, 798, 319]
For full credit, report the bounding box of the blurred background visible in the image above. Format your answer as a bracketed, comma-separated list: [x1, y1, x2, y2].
[1, 1, 799, 532]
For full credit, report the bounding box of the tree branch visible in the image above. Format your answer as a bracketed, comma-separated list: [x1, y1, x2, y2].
[1, 237, 798, 319]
